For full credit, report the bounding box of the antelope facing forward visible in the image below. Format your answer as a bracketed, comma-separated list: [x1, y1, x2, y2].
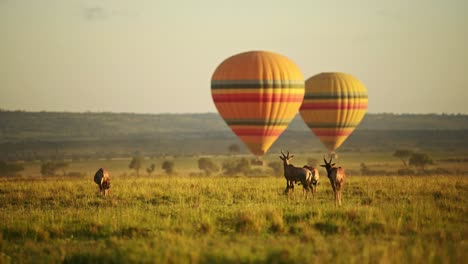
[94, 168, 111, 197]
[320, 155, 346, 206]
[303, 165, 320, 198]
[279, 151, 312, 196]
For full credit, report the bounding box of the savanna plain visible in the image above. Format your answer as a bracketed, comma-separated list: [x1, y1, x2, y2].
[1, 152, 467, 264]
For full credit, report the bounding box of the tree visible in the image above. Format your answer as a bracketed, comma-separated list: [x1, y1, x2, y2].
[129, 156, 144, 176]
[162, 160, 175, 175]
[40, 162, 53, 176]
[222, 158, 251, 176]
[0, 161, 24, 176]
[146, 163, 156, 176]
[268, 161, 283, 177]
[198, 158, 220, 176]
[393, 149, 413, 167]
[221, 159, 237, 176]
[409, 152, 433, 171]
[228, 144, 240, 155]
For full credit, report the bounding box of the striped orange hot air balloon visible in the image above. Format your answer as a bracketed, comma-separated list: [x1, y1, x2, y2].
[299, 72, 368, 152]
[211, 51, 304, 156]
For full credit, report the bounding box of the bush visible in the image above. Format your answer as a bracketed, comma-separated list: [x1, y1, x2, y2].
[228, 144, 241, 155]
[162, 160, 175, 175]
[0, 161, 24, 176]
[409, 152, 433, 170]
[198, 158, 219, 176]
[222, 158, 251, 176]
[40, 161, 68, 176]
[129, 156, 144, 176]
[393, 149, 413, 167]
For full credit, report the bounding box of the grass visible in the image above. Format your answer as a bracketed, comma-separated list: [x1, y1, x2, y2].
[0, 172, 467, 263]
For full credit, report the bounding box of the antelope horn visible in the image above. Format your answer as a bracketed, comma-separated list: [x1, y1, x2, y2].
[323, 155, 328, 165]
[287, 151, 290, 158]
[281, 150, 286, 158]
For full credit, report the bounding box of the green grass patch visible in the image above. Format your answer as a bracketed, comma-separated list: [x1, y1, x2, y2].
[0, 174, 467, 263]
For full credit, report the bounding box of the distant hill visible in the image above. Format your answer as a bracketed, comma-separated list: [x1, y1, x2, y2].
[0, 110, 467, 160]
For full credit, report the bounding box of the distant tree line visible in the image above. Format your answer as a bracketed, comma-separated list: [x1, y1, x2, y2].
[0, 161, 24, 176]
[1, 111, 468, 161]
[0, 142, 460, 178]
[360, 150, 436, 176]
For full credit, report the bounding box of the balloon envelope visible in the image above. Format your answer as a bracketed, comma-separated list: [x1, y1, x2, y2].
[299, 72, 368, 151]
[211, 51, 304, 156]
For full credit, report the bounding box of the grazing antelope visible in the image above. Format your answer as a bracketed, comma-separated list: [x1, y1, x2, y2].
[320, 155, 346, 206]
[279, 151, 312, 196]
[303, 165, 320, 198]
[94, 168, 111, 197]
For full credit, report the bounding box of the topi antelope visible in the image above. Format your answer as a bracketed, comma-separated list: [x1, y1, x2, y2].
[94, 168, 111, 197]
[279, 151, 312, 196]
[320, 155, 346, 206]
[303, 165, 320, 198]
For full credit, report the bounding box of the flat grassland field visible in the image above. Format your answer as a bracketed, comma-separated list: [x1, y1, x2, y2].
[1, 154, 467, 263]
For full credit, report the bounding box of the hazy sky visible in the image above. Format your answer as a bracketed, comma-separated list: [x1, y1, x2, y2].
[1, 0, 467, 114]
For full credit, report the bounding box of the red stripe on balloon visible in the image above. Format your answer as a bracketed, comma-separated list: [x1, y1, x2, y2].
[300, 102, 368, 110]
[312, 130, 353, 136]
[213, 94, 304, 103]
[232, 128, 284, 137]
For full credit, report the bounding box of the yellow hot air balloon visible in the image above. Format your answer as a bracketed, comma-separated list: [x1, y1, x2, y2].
[211, 51, 304, 156]
[299, 72, 368, 152]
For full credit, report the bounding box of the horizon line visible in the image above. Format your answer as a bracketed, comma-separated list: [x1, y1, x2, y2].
[1, 108, 467, 116]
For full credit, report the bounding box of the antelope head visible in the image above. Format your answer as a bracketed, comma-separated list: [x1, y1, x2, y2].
[279, 150, 295, 165]
[320, 155, 336, 173]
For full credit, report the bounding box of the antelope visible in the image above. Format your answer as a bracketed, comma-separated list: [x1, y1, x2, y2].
[94, 168, 111, 197]
[303, 165, 320, 198]
[279, 151, 312, 196]
[320, 155, 346, 206]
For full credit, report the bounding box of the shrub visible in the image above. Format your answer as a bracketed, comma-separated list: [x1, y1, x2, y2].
[162, 160, 175, 175]
[40, 161, 68, 176]
[222, 158, 251, 176]
[0, 161, 24, 176]
[129, 156, 144, 176]
[409, 152, 433, 170]
[198, 158, 220, 176]
[228, 144, 240, 155]
[393, 149, 413, 167]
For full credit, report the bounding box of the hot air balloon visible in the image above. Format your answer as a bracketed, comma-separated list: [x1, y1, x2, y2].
[211, 51, 304, 156]
[299, 72, 368, 152]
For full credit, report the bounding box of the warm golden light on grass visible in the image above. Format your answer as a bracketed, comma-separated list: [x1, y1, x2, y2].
[0, 173, 466, 263]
